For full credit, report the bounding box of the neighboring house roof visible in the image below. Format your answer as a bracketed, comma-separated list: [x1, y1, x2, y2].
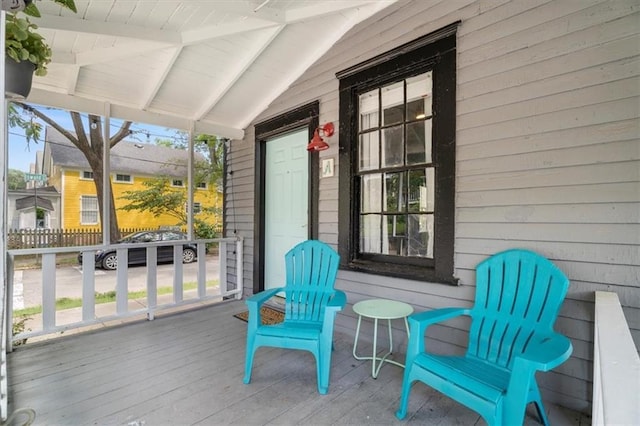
[16, 196, 55, 211]
[9, 186, 59, 195]
[45, 126, 203, 178]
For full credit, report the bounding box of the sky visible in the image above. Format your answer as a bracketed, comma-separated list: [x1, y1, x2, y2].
[8, 103, 181, 173]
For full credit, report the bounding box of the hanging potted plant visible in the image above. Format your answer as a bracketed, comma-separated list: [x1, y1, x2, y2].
[4, 0, 76, 99]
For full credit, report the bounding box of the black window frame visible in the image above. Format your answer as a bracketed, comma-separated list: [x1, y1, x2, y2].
[337, 23, 458, 284]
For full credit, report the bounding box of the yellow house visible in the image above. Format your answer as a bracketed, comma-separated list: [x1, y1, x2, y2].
[41, 126, 221, 232]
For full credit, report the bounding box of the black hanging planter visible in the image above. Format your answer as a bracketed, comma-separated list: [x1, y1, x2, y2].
[5, 56, 35, 99]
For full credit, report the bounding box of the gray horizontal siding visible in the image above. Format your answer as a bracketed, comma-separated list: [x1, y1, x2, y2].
[226, 0, 640, 414]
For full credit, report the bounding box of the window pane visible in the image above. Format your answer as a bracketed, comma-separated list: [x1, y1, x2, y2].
[425, 167, 434, 211]
[360, 214, 381, 253]
[359, 89, 379, 130]
[81, 196, 99, 225]
[361, 174, 382, 213]
[381, 125, 403, 167]
[406, 72, 432, 119]
[384, 215, 406, 256]
[408, 168, 434, 213]
[359, 131, 379, 171]
[382, 81, 404, 126]
[384, 172, 404, 212]
[407, 214, 433, 258]
[406, 120, 432, 165]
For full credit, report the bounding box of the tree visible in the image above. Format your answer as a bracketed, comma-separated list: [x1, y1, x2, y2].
[8, 169, 26, 190]
[11, 102, 132, 242]
[122, 129, 225, 240]
[118, 178, 221, 240]
[156, 130, 225, 191]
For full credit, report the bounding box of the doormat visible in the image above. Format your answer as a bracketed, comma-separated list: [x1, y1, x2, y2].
[234, 306, 284, 325]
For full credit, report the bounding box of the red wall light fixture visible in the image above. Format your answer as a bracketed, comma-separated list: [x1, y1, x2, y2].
[307, 122, 335, 152]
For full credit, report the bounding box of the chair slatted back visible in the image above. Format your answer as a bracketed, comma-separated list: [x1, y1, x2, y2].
[468, 249, 569, 369]
[283, 240, 340, 323]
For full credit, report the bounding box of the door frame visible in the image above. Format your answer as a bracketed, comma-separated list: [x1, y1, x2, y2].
[253, 101, 320, 294]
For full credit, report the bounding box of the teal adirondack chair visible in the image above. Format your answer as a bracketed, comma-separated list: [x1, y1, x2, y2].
[243, 240, 346, 394]
[396, 249, 573, 425]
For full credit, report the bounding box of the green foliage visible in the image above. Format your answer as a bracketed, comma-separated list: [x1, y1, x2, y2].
[5, 13, 51, 76]
[119, 177, 222, 241]
[154, 130, 225, 191]
[23, 0, 77, 17]
[120, 178, 187, 222]
[194, 220, 221, 240]
[8, 103, 42, 145]
[5, 0, 77, 77]
[8, 169, 27, 190]
[13, 314, 32, 346]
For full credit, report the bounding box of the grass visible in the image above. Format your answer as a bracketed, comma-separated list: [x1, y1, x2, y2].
[13, 280, 219, 317]
[13, 253, 79, 269]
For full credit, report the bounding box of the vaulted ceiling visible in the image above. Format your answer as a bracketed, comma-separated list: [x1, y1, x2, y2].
[21, 0, 398, 139]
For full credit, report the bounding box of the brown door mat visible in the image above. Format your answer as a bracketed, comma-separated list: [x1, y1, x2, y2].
[234, 306, 284, 325]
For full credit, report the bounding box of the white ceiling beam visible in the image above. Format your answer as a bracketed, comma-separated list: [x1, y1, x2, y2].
[74, 41, 167, 66]
[199, 2, 285, 24]
[34, 15, 181, 44]
[285, 0, 395, 23]
[38, 14, 281, 47]
[238, 2, 393, 129]
[63, 65, 80, 95]
[140, 46, 183, 110]
[181, 18, 279, 45]
[50, 50, 75, 65]
[194, 25, 285, 121]
[26, 89, 244, 139]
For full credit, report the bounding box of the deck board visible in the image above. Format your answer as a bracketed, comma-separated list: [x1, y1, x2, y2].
[7, 301, 590, 425]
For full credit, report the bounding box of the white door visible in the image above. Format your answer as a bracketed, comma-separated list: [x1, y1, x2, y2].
[264, 128, 309, 290]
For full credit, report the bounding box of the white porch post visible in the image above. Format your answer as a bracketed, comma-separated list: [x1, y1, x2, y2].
[102, 102, 111, 245]
[0, 10, 8, 420]
[187, 121, 194, 239]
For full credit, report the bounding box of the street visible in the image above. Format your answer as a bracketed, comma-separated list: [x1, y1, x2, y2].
[13, 255, 220, 309]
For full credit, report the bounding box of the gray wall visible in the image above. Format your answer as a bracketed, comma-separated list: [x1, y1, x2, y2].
[225, 0, 640, 413]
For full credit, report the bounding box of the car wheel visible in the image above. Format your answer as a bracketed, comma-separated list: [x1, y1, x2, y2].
[102, 253, 118, 270]
[182, 248, 196, 264]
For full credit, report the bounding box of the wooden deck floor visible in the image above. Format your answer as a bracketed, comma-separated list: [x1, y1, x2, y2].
[7, 301, 591, 425]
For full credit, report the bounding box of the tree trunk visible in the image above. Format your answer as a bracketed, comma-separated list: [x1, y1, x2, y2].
[15, 103, 131, 243]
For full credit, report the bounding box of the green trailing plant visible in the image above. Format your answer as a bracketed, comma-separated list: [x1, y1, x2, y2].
[5, 13, 50, 76]
[22, 0, 77, 17]
[5, 0, 77, 76]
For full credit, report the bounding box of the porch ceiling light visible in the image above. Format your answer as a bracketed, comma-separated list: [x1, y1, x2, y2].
[307, 122, 334, 152]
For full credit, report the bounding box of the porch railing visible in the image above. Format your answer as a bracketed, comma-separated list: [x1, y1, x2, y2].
[592, 291, 640, 425]
[6, 236, 243, 351]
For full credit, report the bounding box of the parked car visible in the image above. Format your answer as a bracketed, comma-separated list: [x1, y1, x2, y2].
[78, 230, 197, 270]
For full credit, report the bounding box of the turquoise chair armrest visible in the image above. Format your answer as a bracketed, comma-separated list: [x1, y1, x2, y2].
[245, 287, 285, 330]
[517, 332, 573, 371]
[321, 290, 346, 342]
[246, 287, 284, 308]
[504, 333, 573, 423]
[327, 290, 347, 310]
[407, 307, 472, 354]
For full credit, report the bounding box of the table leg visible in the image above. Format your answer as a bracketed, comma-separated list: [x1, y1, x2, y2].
[353, 315, 407, 378]
[352, 315, 363, 360]
[387, 318, 393, 354]
[371, 318, 378, 378]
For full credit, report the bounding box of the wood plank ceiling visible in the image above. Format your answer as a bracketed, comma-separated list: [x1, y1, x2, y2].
[20, 0, 397, 139]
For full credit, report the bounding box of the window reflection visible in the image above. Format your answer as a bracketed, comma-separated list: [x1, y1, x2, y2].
[357, 70, 435, 259]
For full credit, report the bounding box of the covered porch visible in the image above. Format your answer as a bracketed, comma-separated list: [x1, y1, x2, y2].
[1, 0, 639, 424]
[7, 300, 589, 426]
